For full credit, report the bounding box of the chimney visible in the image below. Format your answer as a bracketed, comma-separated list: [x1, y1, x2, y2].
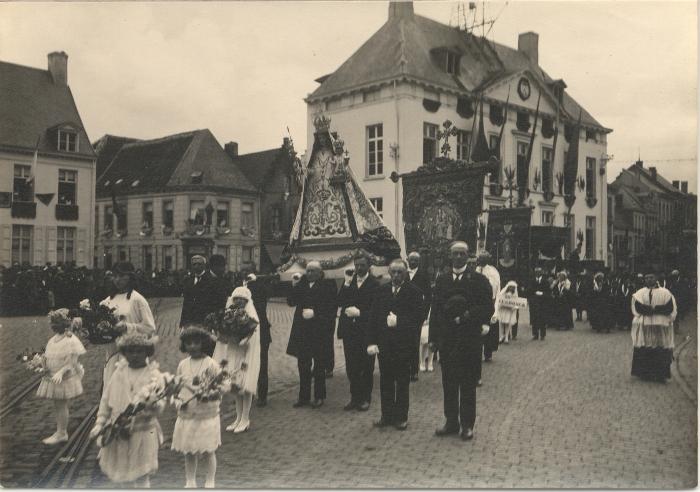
[635, 159, 643, 168]
[518, 32, 539, 65]
[650, 167, 657, 181]
[673, 180, 680, 190]
[283, 137, 290, 147]
[681, 181, 688, 194]
[47, 51, 68, 86]
[224, 141, 238, 159]
[388, 0, 414, 21]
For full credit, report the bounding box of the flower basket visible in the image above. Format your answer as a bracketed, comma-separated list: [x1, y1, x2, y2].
[205, 307, 257, 345]
[73, 300, 123, 344]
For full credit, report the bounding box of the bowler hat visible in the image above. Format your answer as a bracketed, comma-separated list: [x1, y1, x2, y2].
[112, 261, 136, 276]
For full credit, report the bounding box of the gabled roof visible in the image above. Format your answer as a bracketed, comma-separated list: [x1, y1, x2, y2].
[0, 60, 95, 158]
[93, 135, 141, 179]
[232, 148, 285, 190]
[309, 12, 606, 130]
[96, 129, 255, 198]
[626, 163, 688, 197]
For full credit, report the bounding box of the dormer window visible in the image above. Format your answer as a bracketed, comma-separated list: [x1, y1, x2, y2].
[430, 48, 460, 75]
[446, 51, 459, 75]
[58, 129, 78, 152]
[190, 171, 203, 184]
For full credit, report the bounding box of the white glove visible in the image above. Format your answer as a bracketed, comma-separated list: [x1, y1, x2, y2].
[345, 306, 361, 318]
[239, 337, 249, 346]
[490, 315, 498, 324]
[386, 312, 397, 328]
[89, 425, 103, 441]
[292, 273, 302, 286]
[367, 344, 379, 355]
[481, 324, 490, 336]
[535, 291, 543, 296]
[344, 272, 354, 287]
[246, 273, 257, 283]
[302, 308, 315, 320]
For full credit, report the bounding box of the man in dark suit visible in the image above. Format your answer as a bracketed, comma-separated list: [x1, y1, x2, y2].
[337, 254, 379, 412]
[367, 259, 423, 430]
[528, 267, 550, 340]
[430, 242, 493, 441]
[286, 261, 338, 408]
[407, 251, 431, 381]
[179, 255, 225, 329]
[240, 261, 274, 407]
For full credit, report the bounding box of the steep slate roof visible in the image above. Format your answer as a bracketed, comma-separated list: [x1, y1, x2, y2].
[232, 148, 283, 190]
[0, 61, 95, 158]
[93, 135, 141, 179]
[626, 163, 688, 197]
[96, 129, 255, 198]
[308, 11, 605, 130]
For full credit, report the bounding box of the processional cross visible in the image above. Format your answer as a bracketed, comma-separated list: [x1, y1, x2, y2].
[437, 120, 459, 158]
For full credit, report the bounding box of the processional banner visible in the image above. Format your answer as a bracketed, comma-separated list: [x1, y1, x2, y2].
[485, 207, 532, 284]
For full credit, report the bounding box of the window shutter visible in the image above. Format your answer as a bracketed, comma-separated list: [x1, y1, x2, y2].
[76, 227, 86, 265]
[47, 227, 57, 264]
[34, 226, 44, 265]
[0, 225, 10, 266]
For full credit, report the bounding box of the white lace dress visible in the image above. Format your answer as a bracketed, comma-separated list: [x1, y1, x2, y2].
[171, 356, 221, 454]
[36, 334, 86, 400]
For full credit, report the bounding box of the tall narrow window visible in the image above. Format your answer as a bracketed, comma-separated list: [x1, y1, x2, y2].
[242, 246, 253, 263]
[95, 206, 99, 233]
[190, 200, 205, 225]
[586, 216, 596, 259]
[217, 245, 229, 265]
[541, 147, 553, 193]
[446, 51, 459, 74]
[104, 247, 113, 269]
[142, 202, 153, 228]
[58, 170, 77, 205]
[57, 130, 77, 152]
[423, 123, 439, 164]
[13, 164, 33, 202]
[366, 124, 384, 176]
[370, 197, 384, 219]
[586, 158, 596, 197]
[241, 203, 254, 229]
[162, 245, 173, 271]
[116, 203, 127, 231]
[11, 225, 32, 265]
[271, 206, 282, 233]
[541, 211, 554, 225]
[456, 130, 470, 160]
[105, 205, 114, 230]
[489, 135, 502, 182]
[56, 227, 75, 264]
[516, 141, 529, 181]
[143, 246, 153, 271]
[216, 202, 229, 227]
[118, 246, 127, 262]
[162, 200, 174, 228]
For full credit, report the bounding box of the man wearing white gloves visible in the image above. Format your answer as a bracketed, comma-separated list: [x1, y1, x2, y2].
[337, 254, 380, 412]
[367, 259, 423, 430]
[430, 242, 494, 441]
[286, 261, 337, 409]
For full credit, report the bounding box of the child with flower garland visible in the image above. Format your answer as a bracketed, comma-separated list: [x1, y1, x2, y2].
[172, 326, 222, 488]
[89, 333, 164, 488]
[37, 309, 86, 445]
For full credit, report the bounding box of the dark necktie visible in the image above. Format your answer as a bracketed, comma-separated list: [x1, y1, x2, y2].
[649, 288, 654, 304]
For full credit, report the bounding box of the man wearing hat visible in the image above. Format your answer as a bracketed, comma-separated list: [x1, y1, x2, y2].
[528, 267, 550, 340]
[430, 242, 493, 441]
[179, 255, 223, 330]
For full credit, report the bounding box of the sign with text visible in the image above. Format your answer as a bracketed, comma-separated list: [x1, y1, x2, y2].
[497, 296, 528, 310]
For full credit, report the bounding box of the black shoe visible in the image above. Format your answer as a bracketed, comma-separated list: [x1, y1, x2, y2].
[460, 428, 474, 441]
[343, 401, 357, 411]
[395, 421, 408, 431]
[435, 425, 460, 437]
[256, 399, 267, 408]
[357, 401, 370, 412]
[311, 399, 324, 409]
[532, 335, 539, 340]
[410, 374, 419, 382]
[293, 400, 310, 408]
[373, 418, 392, 428]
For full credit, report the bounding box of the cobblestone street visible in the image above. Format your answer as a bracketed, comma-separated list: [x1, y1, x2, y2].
[1, 299, 696, 488]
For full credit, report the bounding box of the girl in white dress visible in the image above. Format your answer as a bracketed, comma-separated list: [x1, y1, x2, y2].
[172, 326, 222, 488]
[89, 332, 163, 488]
[212, 286, 260, 433]
[37, 309, 86, 445]
[493, 281, 520, 343]
[100, 262, 156, 386]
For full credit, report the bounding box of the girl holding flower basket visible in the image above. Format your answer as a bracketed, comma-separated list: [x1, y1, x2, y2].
[212, 286, 260, 433]
[37, 309, 86, 445]
[172, 326, 227, 488]
[89, 333, 165, 488]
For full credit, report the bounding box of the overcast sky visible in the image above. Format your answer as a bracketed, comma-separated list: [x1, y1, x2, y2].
[0, 1, 696, 189]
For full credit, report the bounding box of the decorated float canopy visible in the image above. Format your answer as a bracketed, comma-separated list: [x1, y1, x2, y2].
[278, 115, 400, 280]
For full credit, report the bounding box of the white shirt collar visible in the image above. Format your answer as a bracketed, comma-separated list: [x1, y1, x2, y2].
[453, 265, 467, 276]
[357, 273, 369, 285]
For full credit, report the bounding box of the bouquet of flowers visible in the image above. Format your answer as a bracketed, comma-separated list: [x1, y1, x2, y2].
[175, 360, 233, 410]
[72, 299, 123, 344]
[204, 307, 257, 345]
[96, 370, 184, 446]
[17, 348, 45, 373]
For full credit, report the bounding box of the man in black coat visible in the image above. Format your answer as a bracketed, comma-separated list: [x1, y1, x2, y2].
[286, 261, 338, 408]
[179, 255, 225, 328]
[407, 251, 431, 381]
[528, 267, 550, 340]
[367, 259, 423, 430]
[337, 254, 379, 412]
[239, 261, 274, 407]
[430, 242, 493, 441]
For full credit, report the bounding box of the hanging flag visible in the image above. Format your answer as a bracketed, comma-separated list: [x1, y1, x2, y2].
[564, 109, 583, 202]
[548, 97, 560, 195]
[470, 96, 491, 163]
[36, 193, 54, 206]
[518, 91, 541, 206]
[466, 93, 482, 160]
[111, 184, 121, 219]
[25, 135, 41, 186]
[493, 87, 511, 161]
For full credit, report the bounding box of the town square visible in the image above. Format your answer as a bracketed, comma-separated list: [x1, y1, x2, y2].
[0, 1, 696, 489]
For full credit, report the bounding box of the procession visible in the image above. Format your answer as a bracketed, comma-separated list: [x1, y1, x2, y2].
[0, 1, 697, 489]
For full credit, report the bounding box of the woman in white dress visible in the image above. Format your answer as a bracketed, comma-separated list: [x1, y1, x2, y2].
[100, 262, 156, 386]
[212, 286, 260, 433]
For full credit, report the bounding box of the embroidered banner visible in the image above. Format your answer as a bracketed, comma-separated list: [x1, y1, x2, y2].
[485, 207, 531, 285]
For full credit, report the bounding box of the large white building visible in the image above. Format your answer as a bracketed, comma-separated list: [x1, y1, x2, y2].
[0, 52, 97, 267]
[305, 2, 612, 263]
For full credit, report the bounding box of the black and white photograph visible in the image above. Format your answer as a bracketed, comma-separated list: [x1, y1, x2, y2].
[0, 0, 696, 488]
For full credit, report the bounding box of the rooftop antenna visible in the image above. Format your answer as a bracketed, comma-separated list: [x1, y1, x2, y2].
[457, 1, 497, 37]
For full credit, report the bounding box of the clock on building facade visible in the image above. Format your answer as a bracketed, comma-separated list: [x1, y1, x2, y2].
[517, 77, 531, 101]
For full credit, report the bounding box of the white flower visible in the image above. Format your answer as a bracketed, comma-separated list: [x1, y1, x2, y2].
[79, 299, 91, 310]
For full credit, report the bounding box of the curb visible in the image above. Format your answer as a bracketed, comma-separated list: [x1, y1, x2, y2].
[672, 333, 697, 405]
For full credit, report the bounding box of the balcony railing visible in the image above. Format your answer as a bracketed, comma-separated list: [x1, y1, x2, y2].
[11, 201, 36, 219]
[56, 204, 79, 221]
